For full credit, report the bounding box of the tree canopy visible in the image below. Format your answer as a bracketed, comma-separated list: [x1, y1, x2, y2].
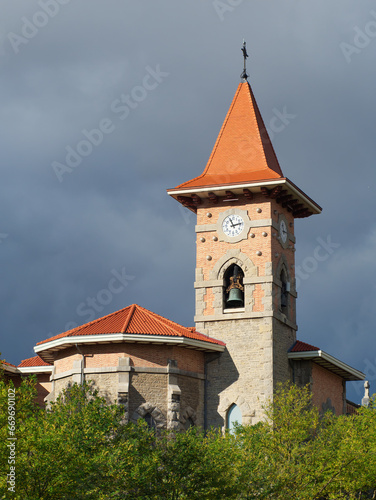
[1, 374, 375, 499]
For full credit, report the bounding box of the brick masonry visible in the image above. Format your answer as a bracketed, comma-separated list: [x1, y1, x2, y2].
[48, 342, 205, 430]
[195, 194, 297, 428]
[54, 344, 205, 375]
[311, 363, 345, 416]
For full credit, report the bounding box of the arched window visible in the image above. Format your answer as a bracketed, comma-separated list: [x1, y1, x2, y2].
[144, 412, 157, 430]
[280, 268, 288, 315]
[224, 264, 244, 309]
[227, 404, 242, 433]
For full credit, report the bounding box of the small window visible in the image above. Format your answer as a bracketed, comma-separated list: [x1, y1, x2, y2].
[144, 412, 157, 430]
[280, 269, 288, 315]
[224, 264, 244, 309]
[227, 404, 242, 433]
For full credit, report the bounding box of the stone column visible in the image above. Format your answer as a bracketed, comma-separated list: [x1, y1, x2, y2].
[167, 359, 181, 430]
[117, 357, 131, 423]
[72, 358, 84, 385]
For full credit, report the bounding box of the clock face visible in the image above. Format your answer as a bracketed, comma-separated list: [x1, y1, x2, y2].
[222, 215, 244, 237]
[279, 219, 288, 243]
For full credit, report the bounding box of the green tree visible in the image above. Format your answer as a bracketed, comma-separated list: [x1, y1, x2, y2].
[1, 380, 126, 499]
[2, 377, 376, 499]
[236, 383, 376, 500]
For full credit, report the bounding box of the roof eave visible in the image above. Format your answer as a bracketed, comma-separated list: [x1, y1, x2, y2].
[18, 366, 53, 374]
[167, 178, 286, 196]
[167, 178, 321, 215]
[288, 350, 365, 381]
[1, 364, 19, 375]
[35, 333, 226, 362]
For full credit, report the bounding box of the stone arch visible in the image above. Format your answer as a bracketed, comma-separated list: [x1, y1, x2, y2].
[275, 255, 293, 317]
[179, 406, 197, 430]
[218, 395, 255, 427]
[226, 403, 242, 431]
[210, 249, 257, 281]
[276, 254, 291, 284]
[209, 250, 257, 313]
[131, 402, 166, 429]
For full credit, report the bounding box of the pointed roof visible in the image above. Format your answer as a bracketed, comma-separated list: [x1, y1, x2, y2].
[174, 82, 284, 190]
[167, 81, 321, 218]
[35, 304, 225, 362]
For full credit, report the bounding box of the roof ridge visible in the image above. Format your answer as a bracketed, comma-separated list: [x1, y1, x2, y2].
[36, 304, 134, 345]
[121, 303, 136, 333]
[198, 83, 243, 182]
[136, 306, 188, 336]
[174, 85, 243, 190]
[67, 304, 132, 336]
[247, 82, 283, 177]
[135, 304, 187, 330]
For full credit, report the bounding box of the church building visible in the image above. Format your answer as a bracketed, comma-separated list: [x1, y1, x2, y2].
[3, 55, 364, 430]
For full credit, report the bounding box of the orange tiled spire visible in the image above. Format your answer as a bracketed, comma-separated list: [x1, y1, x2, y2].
[174, 81, 284, 190]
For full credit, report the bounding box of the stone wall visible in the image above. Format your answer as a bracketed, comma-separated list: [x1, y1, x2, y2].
[177, 374, 204, 428]
[47, 344, 206, 430]
[204, 317, 275, 428]
[129, 372, 168, 422]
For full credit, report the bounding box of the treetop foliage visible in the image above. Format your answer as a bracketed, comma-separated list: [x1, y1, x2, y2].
[1, 377, 375, 499]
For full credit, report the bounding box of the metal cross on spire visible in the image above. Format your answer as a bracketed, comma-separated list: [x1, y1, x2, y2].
[240, 39, 249, 81]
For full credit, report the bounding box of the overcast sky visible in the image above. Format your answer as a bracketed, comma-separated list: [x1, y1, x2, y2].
[1, 0, 375, 403]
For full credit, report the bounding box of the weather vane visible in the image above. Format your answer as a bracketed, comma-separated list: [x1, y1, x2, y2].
[240, 39, 249, 81]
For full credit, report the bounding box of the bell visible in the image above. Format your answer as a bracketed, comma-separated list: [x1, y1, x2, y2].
[226, 287, 244, 307]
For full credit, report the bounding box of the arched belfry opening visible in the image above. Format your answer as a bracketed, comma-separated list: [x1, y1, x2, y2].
[280, 267, 288, 316]
[224, 264, 244, 309]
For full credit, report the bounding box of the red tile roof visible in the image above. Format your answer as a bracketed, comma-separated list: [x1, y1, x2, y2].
[18, 356, 52, 367]
[290, 340, 320, 352]
[172, 81, 284, 190]
[37, 304, 225, 347]
[1, 360, 16, 368]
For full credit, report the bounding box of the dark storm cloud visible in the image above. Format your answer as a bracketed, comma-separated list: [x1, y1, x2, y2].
[1, 1, 375, 402]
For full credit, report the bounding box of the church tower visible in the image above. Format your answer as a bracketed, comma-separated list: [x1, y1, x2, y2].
[168, 60, 321, 428]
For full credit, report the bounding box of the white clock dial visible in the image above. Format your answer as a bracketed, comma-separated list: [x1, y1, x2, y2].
[279, 219, 288, 243]
[222, 215, 244, 237]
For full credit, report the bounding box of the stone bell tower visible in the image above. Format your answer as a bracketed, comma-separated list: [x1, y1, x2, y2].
[168, 61, 321, 428]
